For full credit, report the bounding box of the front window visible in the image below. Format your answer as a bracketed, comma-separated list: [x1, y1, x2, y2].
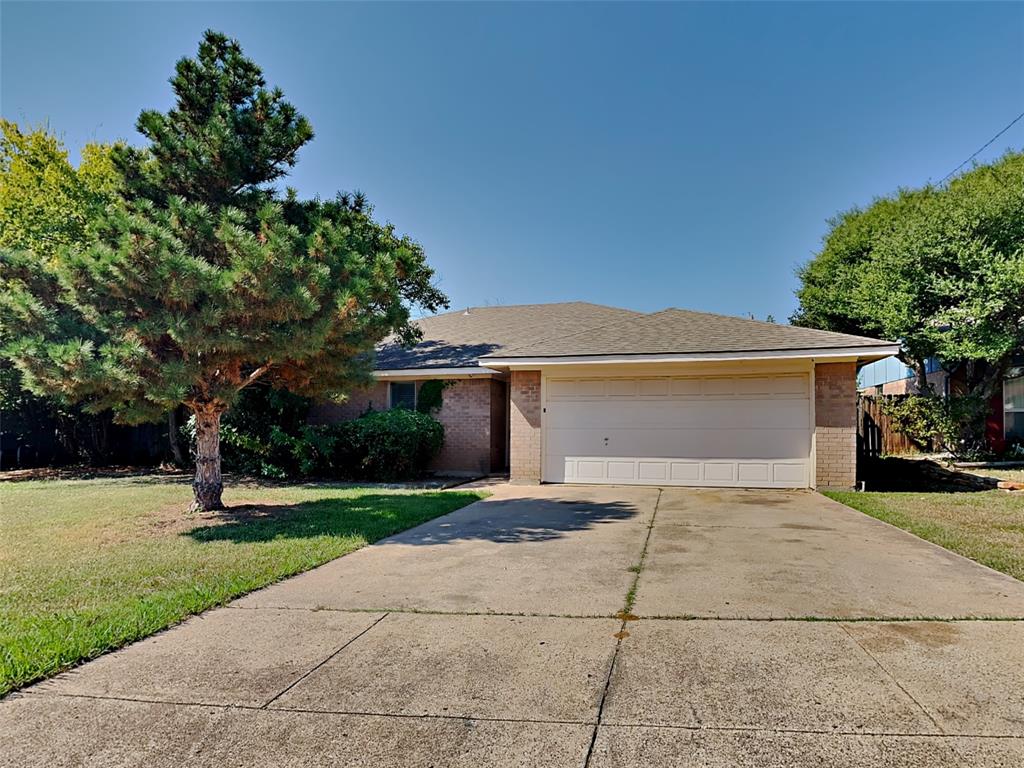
[389, 381, 416, 410]
[1005, 377, 1024, 441]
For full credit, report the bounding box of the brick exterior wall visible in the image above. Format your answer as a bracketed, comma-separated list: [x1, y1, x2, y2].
[307, 381, 389, 424]
[861, 369, 949, 397]
[815, 362, 857, 489]
[429, 379, 495, 475]
[509, 370, 542, 483]
[309, 378, 500, 475]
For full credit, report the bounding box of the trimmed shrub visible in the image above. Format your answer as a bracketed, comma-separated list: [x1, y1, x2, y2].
[211, 399, 444, 481]
[329, 409, 444, 481]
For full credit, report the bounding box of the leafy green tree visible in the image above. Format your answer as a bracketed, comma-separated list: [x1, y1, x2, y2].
[0, 121, 127, 463]
[792, 151, 1024, 451]
[2, 31, 446, 509]
[0, 120, 119, 259]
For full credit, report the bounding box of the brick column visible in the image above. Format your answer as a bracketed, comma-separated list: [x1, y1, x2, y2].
[814, 362, 857, 489]
[509, 370, 542, 484]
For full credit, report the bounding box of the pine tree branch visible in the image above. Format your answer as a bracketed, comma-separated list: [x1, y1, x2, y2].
[240, 362, 272, 390]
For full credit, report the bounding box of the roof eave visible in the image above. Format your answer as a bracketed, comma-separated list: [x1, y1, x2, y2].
[480, 344, 901, 369]
[373, 366, 505, 379]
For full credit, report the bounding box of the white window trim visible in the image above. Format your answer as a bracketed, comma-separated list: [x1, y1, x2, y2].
[1005, 376, 1024, 439]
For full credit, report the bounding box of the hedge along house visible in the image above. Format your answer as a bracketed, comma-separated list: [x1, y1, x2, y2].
[312, 303, 898, 488]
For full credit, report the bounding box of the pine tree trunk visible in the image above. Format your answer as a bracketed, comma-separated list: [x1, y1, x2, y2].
[190, 403, 225, 512]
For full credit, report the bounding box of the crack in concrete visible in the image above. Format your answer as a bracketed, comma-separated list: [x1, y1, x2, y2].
[839, 623, 945, 734]
[23, 691, 592, 725]
[260, 612, 389, 709]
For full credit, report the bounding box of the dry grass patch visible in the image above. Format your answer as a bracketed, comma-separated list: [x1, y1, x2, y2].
[960, 466, 1024, 484]
[0, 476, 482, 696]
[825, 489, 1024, 582]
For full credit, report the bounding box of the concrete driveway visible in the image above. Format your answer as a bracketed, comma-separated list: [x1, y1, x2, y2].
[4, 484, 1024, 767]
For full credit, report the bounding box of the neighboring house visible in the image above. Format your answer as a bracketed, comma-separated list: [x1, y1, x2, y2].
[859, 355, 1024, 452]
[312, 302, 898, 488]
[858, 357, 950, 397]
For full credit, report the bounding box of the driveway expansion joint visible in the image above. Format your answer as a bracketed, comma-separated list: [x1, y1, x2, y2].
[593, 721, 1024, 739]
[25, 692, 1024, 740]
[583, 489, 663, 768]
[227, 604, 1024, 622]
[638, 614, 1024, 622]
[227, 604, 620, 620]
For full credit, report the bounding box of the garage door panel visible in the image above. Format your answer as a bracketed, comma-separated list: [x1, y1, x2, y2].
[774, 374, 810, 396]
[669, 462, 701, 482]
[544, 373, 811, 489]
[555, 456, 808, 488]
[734, 377, 773, 396]
[773, 463, 807, 484]
[545, 400, 810, 431]
[606, 379, 638, 397]
[545, 427, 809, 460]
[638, 461, 668, 481]
[737, 462, 771, 483]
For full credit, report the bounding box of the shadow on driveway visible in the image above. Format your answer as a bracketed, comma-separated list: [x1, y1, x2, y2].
[183, 492, 641, 547]
[395, 496, 641, 545]
[183, 492, 483, 545]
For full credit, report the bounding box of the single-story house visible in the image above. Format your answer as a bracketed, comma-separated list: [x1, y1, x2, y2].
[312, 302, 899, 489]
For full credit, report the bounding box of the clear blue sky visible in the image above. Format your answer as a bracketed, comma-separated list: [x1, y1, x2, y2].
[3, 1, 1023, 322]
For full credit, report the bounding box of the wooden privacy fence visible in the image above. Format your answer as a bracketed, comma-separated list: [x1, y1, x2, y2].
[857, 396, 921, 457]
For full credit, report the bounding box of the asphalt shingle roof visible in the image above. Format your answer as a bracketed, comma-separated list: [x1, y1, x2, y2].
[374, 302, 641, 369]
[375, 304, 894, 370]
[482, 308, 894, 359]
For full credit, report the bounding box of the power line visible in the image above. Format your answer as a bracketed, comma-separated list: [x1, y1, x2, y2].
[939, 109, 1024, 184]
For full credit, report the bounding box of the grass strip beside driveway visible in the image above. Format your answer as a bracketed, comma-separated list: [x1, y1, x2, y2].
[825, 489, 1024, 583]
[0, 477, 482, 696]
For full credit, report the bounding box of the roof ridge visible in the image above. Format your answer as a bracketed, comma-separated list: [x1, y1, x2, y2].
[421, 300, 640, 319]
[659, 307, 890, 343]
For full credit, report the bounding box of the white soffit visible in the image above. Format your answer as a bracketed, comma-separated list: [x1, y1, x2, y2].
[480, 345, 901, 368]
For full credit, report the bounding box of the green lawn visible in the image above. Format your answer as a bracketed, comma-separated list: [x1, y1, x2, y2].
[825, 489, 1024, 582]
[0, 476, 482, 696]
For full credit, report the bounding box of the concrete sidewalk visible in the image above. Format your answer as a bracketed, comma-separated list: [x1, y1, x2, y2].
[3, 485, 1024, 767]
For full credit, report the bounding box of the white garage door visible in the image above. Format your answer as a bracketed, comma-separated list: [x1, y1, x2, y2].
[544, 373, 811, 488]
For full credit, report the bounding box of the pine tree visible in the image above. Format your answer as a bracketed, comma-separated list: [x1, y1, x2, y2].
[1, 31, 446, 510]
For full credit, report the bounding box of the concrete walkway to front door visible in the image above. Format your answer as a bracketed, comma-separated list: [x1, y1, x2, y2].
[4, 485, 1024, 767]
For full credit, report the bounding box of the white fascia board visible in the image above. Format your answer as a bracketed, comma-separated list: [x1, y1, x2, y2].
[481, 345, 901, 368]
[373, 367, 503, 380]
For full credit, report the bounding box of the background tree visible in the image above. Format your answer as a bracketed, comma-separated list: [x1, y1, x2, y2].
[0, 121, 132, 464]
[2, 31, 446, 509]
[792, 151, 1024, 452]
